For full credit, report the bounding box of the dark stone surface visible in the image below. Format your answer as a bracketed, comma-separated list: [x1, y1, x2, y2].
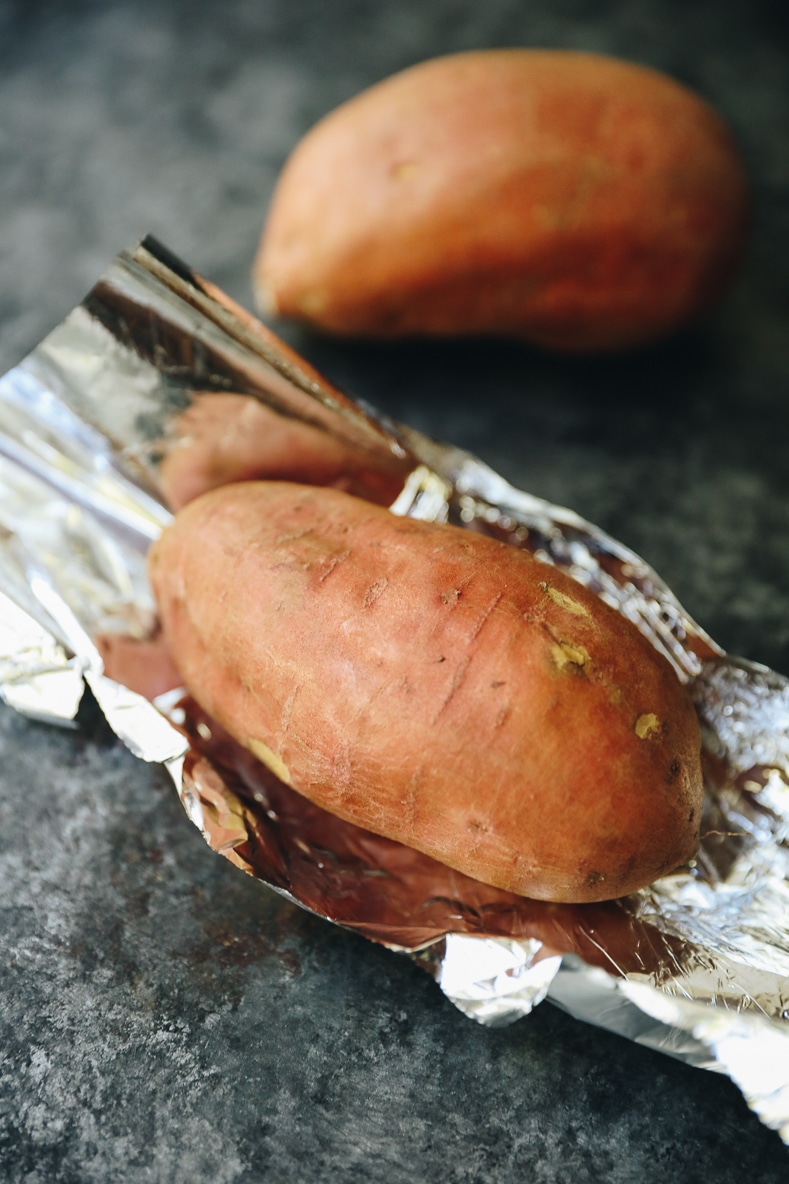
[1, 1, 788, 1179]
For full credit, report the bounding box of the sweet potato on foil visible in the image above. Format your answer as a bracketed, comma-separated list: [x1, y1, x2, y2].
[148, 481, 703, 903]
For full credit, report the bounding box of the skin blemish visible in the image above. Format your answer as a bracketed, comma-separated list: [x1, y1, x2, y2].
[433, 656, 471, 722]
[441, 588, 462, 605]
[392, 160, 420, 181]
[274, 527, 314, 547]
[586, 870, 606, 888]
[635, 713, 661, 739]
[551, 641, 591, 673]
[468, 592, 503, 641]
[401, 765, 424, 830]
[247, 738, 292, 786]
[539, 581, 590, 617]
[280, 687, 299, 736]
[494, 705, 511, 729]
[363, 577, 388, 607]
[318, 550, 351, 583]
[491, 680, 505, 689]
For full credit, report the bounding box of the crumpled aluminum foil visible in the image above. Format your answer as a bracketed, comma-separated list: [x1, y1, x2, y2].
[1, 238, 787, 1145]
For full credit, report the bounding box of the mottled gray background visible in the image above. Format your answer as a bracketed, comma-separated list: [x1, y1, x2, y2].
[1, 0, 788, 1180]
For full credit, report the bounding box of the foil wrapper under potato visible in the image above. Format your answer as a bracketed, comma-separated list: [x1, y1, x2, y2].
[1, 238, 788, 1143]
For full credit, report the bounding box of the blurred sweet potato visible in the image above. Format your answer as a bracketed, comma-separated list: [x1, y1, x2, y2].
[158, 392, 406, 511]
[149, 480, 704, 903]
[255, 49, 749, 351]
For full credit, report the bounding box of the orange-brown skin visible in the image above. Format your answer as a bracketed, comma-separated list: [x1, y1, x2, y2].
[255, 50, 749, 351]
[159, 393, 407, 511]
[95, 629, 183, 702]
[149, 481, 703, 902]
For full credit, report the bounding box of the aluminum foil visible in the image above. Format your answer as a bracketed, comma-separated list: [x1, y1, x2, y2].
[1, 237, 788, 1145]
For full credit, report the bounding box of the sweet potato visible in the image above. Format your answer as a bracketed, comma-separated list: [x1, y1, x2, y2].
[254, 49, 749, 351]
[148, 481, 703, 903]
[158, 392, 407, 511]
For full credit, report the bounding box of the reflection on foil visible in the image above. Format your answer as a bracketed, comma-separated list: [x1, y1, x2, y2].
[0, 237, 787, 1146]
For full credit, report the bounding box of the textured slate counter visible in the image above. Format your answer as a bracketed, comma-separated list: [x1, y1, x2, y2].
[1, 1, 788, 1180]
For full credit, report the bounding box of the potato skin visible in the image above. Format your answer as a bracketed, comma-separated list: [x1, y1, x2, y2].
[149, 481, 703, 902]
[255, 50, 749, 351]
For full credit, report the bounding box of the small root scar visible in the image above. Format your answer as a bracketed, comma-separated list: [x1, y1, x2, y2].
[635, 713, 661, 739]
[467, 818, 489, 848]
[551, 641, 591, 673]
[441, 588, 462, 605]
[363, 577, 388, 607]
[318, 549, 351, 583]
[539, 581, 590, 617]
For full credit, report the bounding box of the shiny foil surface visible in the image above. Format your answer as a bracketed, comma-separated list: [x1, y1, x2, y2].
[0, 239, 787, 1144]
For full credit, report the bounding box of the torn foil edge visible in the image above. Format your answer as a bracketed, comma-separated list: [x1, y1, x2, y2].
[0, 237, 787, 1146]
